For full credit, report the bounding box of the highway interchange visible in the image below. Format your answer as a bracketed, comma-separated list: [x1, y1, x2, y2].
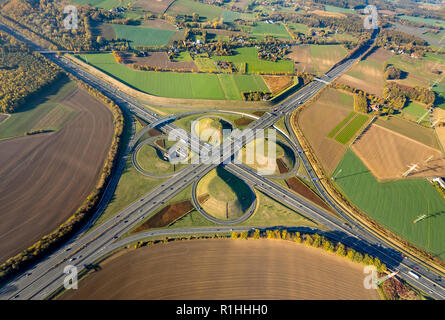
[0, 22, 444, 300]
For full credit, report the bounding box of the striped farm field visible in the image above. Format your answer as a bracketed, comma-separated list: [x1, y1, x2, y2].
[334, 114, 368, 144]
[76, 54, 268, 100]
[334, 150, 445, 261]
[327, 112, 355, 138]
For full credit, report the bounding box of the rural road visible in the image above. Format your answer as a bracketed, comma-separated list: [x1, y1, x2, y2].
[0, 22, 444, 300]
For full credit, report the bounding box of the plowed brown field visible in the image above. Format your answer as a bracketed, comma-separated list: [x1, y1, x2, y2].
[352, 124, 445, 180]
[297, 89, 349, 173]
[60, 239, 380, 300]
[0, 87, 114, 263]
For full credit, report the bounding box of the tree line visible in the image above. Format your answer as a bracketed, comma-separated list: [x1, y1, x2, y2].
[0, 31, 62, 113]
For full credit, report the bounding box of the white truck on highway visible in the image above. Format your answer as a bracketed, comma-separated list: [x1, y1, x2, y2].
[408, 271, 421, 280]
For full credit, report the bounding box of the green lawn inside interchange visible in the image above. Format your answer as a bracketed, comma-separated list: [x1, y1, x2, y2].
[213, 47, 294, 74]
[76, 53, 268, 100]
[334, 114, 368, 144]
[333, 150, 445, 261]
[0, 79, 78, 140]
[112, 25, 175, 47]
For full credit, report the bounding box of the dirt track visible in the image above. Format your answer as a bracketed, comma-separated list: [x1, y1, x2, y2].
[61, 239, 380, 300]
[0, 87, 114, 263]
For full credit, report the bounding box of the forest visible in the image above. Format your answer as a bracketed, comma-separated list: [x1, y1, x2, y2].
[0, 31, 61, 113]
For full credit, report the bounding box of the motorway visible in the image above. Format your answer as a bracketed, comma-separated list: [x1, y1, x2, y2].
[0, 22, 444, 299]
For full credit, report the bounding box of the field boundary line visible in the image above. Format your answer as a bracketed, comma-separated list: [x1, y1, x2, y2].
[374, 122, 442, 152]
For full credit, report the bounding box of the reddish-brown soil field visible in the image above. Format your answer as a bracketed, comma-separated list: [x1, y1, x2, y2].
[352, 124, 445, 180]
[285, 177, 332, 212]
[134, 0, 175, 13]
[60, 239, 380, 300]
[252, 111, 265, 117]
[0, 87, 114, 263]
[262, 75, 294, 95]
[0, 114, 8, 124]
[234, 116, 254, 126]
[123, 52, 198, 72]
[297, 89, 349, 174]
[132, 200, 194, 231]
[276, 158, 289, 173]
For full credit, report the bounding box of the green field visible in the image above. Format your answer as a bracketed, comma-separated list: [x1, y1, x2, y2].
[0, 79, 78, 140]
[334, 114, 368, 144]
[327, 112, 355, 138]
[213, 47, 294, 74]
[324, 5, 356, 14]
[399, 15, 445, 28]
[76, 53, 268, 100]
[250, 22, 292, 40]
[71, 0, 134, 10]
[92, 157, 166, 228]
[137, 144, 188, 175]
[167, 0, 224, 20]
[387, 52, 445, 88]
[334, 150, 445, 261]
[432, 83, 445, 110]
[286, 22, 309, 34]
[112, 25, 175, 47]
[403, 101, 427, 118]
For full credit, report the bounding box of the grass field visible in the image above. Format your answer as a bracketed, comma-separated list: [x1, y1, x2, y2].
[286, 22, 309, 34]
[167, 0, 224, 19]
[398, 15, 445, 28]
[250, 22, 292, 40]
[71, 0, 134, 10]
[386, 53, 445, 89]
[91, 158, 166, 228]
[324, 5, 356, 14]
[213, 47, 294, 74]
[0, 80, 78, 140]
[403, 101, 427, 118]
[112, 25, 175, 47]
[76, 53, 268, 100]
[334, 114, 369, 144]
[334, 150, 445, 261]
[136, 143, 187, 174]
